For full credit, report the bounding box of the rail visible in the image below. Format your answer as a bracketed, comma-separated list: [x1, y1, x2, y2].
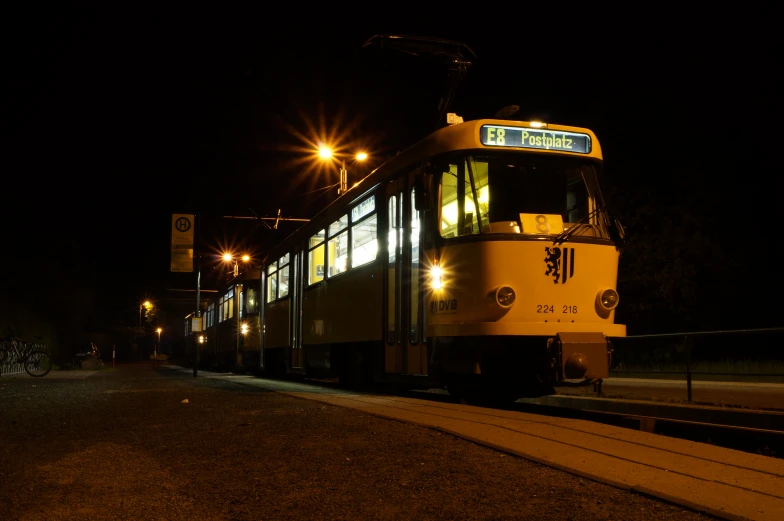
[608, 327, 784, 402]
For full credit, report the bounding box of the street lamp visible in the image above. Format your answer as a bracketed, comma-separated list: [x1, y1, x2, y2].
[317, 147, 368, 194]
[154, 327, 162, 364]
[222, 253, 251, 277]
[139, 300, 152, 330]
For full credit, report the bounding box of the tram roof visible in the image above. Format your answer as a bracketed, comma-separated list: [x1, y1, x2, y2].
[261, 119, 602, 265]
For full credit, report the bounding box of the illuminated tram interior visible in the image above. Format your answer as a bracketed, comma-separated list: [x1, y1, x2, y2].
[438, 154, 608, 239]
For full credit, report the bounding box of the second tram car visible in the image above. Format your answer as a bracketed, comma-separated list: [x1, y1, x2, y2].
[259, 116, 626, 401]
[188, 269, 262, 371]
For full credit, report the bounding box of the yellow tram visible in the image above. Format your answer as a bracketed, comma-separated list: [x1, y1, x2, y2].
[259, 116, 626, 401]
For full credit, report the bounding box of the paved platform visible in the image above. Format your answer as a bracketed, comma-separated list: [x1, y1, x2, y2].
[296, 392, 784, 521]
[168, 368, 784, 521]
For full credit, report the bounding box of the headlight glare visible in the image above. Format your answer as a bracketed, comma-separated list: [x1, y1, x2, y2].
[430, 266, 443, 290]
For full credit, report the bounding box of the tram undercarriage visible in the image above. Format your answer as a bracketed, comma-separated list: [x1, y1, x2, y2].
[432, 333, 612, 402]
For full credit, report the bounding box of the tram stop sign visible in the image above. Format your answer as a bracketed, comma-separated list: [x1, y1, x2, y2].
[170, 214, 195, 272]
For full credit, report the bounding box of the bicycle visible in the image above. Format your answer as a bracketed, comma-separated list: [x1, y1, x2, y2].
[0, 337, 53, 377]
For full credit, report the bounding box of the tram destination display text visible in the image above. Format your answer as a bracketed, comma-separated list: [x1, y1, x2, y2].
[480, 125, 591, 154]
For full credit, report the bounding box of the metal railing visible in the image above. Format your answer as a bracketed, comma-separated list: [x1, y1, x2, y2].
[608, 327, 784, 402]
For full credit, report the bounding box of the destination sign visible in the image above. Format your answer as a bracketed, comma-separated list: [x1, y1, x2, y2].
[480, 125, 591, 154]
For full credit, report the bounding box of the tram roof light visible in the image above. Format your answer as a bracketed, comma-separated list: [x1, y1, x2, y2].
[529, 121, 548, 128]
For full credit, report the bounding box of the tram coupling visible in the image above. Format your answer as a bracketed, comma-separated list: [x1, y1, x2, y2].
[548, 332, 612, 386]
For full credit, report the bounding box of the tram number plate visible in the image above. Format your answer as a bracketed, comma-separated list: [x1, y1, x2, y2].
[537, 305, 578, 313]
[520, 213, 564, 235]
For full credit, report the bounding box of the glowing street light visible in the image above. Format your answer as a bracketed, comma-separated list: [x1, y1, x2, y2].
[139, 300, 152, 330]
[317, 146, 368, 194]
[222, 252, 251, 277]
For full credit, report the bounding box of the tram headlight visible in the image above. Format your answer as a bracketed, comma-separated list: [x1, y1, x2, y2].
[597, 288, 619, 310]
[241, 323, 249, 335]
[495, 286, 516, 308]
[430, 265, 443, 290]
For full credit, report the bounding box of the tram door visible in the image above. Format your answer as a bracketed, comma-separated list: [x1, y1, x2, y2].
[384, 169, 427, 375]
[290, 251, 304, 368]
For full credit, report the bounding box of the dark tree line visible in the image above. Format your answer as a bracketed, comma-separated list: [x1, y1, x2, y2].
[607, 171, 779, 335]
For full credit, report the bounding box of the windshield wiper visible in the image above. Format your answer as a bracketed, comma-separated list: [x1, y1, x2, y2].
[552, 205, 605, 244]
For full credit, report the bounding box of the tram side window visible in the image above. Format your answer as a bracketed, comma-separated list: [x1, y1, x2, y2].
[387, 195, 398, 344]
[246, 287, 258, 314]
[352, 214, 377, 267]
[351, 195, 377, 268]
[308, 230, 326, 285]
[439, 159, 489, 238]
[388, 196, 398, 263]
[206, 302, 215, 328]
[441, 164, 457, 238]
[411, 187, 421, 344]
[266, 261, 278, 303]
[219, 288, 234, 322]
[328, 215, 349, 277]
[278, 253, 290, 298]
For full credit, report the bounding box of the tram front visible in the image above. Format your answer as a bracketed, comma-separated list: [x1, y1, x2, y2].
[424, 120, 626, 401]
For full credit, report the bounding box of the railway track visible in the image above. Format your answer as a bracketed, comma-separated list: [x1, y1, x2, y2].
[407, 387, 784, 458]
[296, 376, 784, 458]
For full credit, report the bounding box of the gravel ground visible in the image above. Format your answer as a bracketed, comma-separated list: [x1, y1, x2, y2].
[0, 364, 719, 521]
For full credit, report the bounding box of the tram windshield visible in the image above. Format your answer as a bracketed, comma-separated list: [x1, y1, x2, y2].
[437, 153, 610, 240]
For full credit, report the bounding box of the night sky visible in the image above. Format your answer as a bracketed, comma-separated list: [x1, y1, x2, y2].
[3, 6, 780, 338]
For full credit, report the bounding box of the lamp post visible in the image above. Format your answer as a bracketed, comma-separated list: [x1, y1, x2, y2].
[154, 327, 162, 366]
[318, 147, 368, 194]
